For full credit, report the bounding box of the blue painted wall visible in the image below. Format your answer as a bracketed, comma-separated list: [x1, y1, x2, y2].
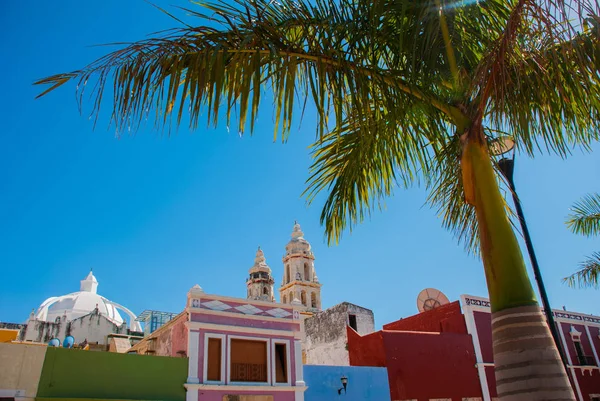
[303, 365, 391, 401]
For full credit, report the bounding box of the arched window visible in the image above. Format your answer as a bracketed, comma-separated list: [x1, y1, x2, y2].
[263, 287, 268, 295]
[303, 263, 310, 281]
[282, 294, 287, 304]
[286, 265, 291, 284]
[311, 292, 317, 308]
[301, 290, 307, 306]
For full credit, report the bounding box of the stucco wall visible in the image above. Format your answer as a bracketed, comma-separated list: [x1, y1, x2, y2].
[382, 331, 482, 401]
[383, 301, 466, 334]
[304, 303, 374, 366]
[0, 342, 47, 399]
[303, 365, 390, 401]
[130, 312, 187, 356]
[192, 389, 296, 401]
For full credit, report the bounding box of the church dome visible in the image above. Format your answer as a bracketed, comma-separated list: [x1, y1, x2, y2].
[34, 271, 141, 331]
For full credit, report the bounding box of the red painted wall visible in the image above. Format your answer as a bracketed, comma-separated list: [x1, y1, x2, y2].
[383, 301, 467, 334]
[381, 331, 482, 401]
[573, 368, 600, 400]
[473, 311, 493, 363]
[347, 328, 386, 367]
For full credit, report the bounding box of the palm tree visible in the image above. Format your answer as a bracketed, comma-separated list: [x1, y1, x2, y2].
[35, 0, 600, 398]
[564, 193, 600, 289]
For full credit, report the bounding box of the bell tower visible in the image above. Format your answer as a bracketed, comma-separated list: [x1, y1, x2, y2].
[279, 222, 322, 310]
[246, 247, 275, 302]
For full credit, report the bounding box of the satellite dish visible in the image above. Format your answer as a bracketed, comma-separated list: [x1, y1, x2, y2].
[63, 336, 74, 348]
[48, 338, 60, 347]
[417, 288, 450, 313]
[490, 136, 515, 156]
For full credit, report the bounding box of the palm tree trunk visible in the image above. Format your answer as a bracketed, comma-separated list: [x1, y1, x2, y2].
[461, 133, 575, 401]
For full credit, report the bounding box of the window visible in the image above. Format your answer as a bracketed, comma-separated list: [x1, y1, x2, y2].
[301, 290, 307, 306]
[282, 294, 287, 304]
[207, 338, 222, 381]
[349, 314, 358, 331]
[274, 342, 289, 384]
[263, 287, 268, 295]
[303, 263, 310, 281]
[573, 340, 595, 365]
[204, 334, 225, 383]
[230, 339, 268, 382]
[286, 265, 291, 283]
[311, 292, 317, 308]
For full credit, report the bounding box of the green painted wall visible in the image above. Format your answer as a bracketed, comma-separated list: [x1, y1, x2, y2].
[37, 347, 187, 401]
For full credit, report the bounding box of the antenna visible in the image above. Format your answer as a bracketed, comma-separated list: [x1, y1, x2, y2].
[417, 288, 450, 313]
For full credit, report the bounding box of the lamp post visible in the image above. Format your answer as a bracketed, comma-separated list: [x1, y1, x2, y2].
[338, 376, 348, 395]
[490, 137, 568, 368]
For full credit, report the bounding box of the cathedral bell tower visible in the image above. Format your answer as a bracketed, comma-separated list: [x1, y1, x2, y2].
[279, 222, 322, 310]
[246, 247, 275, 302]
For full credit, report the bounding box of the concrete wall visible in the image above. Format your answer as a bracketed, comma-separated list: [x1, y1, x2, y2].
[0, 343, 47, 400]
[304, 302, 374, 366]
[303, 365, 390, 401]
[37, 346, 187, 400]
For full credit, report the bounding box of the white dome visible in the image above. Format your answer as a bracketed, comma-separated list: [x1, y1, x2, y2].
[34, 271, 141, 331]
[43, 291, 124, 325]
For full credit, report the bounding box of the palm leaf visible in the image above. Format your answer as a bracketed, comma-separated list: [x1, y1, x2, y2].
[33, 0, 600, 254]
[566, 193, 600, 237]
[474, 0, 600, 155]
[562, 252, 600, 289]
[304, 98, 446, 244]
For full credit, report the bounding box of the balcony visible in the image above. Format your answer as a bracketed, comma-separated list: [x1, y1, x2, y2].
[577, 355, 597, 366]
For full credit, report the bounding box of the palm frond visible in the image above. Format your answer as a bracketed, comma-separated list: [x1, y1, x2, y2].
[566, 193, 600, 237]
[304, 100, 447, 244]
[475, 0, 600, 154]
[425, 133, 521, 255]
[562, 251, 600, 288]
[35, 0, 468, 139]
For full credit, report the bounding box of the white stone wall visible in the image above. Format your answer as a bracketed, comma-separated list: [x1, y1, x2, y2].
[303, 302, 375, 366]
[22, 310, 126, 346]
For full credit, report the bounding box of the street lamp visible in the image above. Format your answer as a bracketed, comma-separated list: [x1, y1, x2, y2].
[338, 376, 348, 395]
[491, 136, 567, 368]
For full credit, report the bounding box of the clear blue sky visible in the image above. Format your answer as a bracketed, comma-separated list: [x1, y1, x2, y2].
[1, 0, 597, 329]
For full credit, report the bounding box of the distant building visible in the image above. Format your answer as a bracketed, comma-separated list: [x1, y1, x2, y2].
[128, 311, 188, 356]
[303, 302, 375, 366]
[2, 271, 143, 350]
[347, 293, 600, 401]
[135, 309, 179, 336]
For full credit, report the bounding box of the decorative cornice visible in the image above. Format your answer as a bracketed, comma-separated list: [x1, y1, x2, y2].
[184, 384, 307, 392]
[186, 321, 302, 338]
[462, 294, 600, 326]
[189, 305, 299, 323]
[282, 253, 315, 262]
[279, 281, 322, 291]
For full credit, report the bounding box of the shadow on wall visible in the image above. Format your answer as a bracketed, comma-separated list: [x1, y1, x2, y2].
[303, 365, 390, 401]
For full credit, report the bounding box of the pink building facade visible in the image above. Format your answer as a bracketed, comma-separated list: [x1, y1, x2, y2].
[184, 285, 306, 401]
[462, 294, 600, 401]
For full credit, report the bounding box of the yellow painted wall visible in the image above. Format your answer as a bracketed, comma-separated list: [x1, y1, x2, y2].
[0, 342, 47, 399]
[0, 329, 19, 343]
